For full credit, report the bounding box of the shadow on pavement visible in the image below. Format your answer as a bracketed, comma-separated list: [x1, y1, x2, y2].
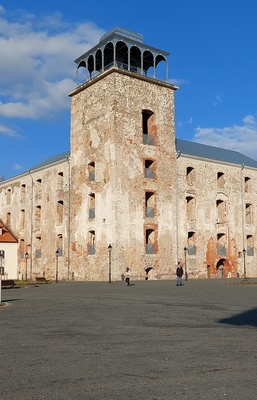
[218, 307, 257, 328]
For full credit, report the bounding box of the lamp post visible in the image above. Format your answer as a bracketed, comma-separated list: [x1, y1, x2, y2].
[108, 244, 112, 283]
[25, 252, 29, 281]
[243, 248, 246, 279]
[55, 249, 59, 283]
[183, 247, 188, 281]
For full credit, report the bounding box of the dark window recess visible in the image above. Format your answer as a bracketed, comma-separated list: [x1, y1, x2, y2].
[146, 207, 154, 218]
[146, 243, 155, 254]
[89, 208, 95, 219]
[143, 134, 154, 146]
[187, 245, 196, 256]
[88, 244, 95, 255]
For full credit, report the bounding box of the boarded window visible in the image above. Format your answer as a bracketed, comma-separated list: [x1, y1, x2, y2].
[186, 167, 195, 185]
[216, 200, 225, 223]
[217, 233, 226, 255]
[217, 172, 225, 188]
[244, 177, 251, 193]
[247, 235, 254, 256]
[88, 162, 95, 181]
[245, 203, 252, 224]
[146, 229, 155, 254]
[88, 231, 95, 255]
[89, 193, 95, 219]
[145, 192, 155, 217]
[186, 196, 196, 221]
[144, 159, 155, 179]
[142, 110, 156, 146]
[187, 231, 196, 255]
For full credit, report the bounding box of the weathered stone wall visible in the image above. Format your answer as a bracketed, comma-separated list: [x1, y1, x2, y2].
[69, 69, 177, 281]
[177, 155, 257, 278]
[0, 161, 70, 280]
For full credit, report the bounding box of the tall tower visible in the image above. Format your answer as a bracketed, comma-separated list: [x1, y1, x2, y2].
[68, 27, 178, 281]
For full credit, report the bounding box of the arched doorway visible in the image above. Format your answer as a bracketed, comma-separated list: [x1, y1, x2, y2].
[216, 259, 226, 278]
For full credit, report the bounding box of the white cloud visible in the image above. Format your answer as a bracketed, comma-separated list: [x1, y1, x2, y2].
[0, 9, 105, 127]
[194, 115, 257, 160]
[0, 123, 20, 137]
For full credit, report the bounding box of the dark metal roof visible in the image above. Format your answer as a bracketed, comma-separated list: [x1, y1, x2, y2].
[176, 138, 257, 168]
[28, 139, 257, 173]
[30, 151, 70, 171]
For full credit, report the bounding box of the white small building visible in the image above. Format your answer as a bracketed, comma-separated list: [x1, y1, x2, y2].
[0, 219, 18, 280]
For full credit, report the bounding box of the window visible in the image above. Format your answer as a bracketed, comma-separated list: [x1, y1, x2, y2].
[216, 200, 225, 223]
[58, 172, 64, 190]
[21, 209, 25, 230]
[57, 201, 64, 224]
[142, 110, 156, 146]
[89, 193, 95, 219]
[186, 196, 196, 221]
[35, 235, 42, 258]
[35, 179, 42, 200]
[6, 212, 10, 226]
[6, 188, 11, 205]
[146, 229, 155, 254]
[244, 177, 251, 193]
[144, 159, 155, 179]
[35, 205, 41, 229]
[145, 192, 155, 217]
[217, 172, 225, 188]
[20, 239, 25, 259]
[186, 167, 195, 185]
[88, 162, 95, 182]
[88, 231, 95, 255]
[187, 231, 196, 255]
[247, 235, 254, 256]
[57, 234, 63, 256]
[217, 233, 226, 255]
[245, 203, 252, 224]
[20, 184, 26, 203]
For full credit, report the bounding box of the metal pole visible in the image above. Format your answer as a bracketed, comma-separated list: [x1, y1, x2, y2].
[184, 247, 188, 281]
[108, 245, 112, 283]
[243, 249, 246, 278]
[56, 250, 59, 283]
[25, 256, 28, 281]
[0, 257, 2, 304]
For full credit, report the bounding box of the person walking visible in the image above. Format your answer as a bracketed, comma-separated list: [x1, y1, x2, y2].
[125, 267, 131, 286]
[176, 262, 184, 286]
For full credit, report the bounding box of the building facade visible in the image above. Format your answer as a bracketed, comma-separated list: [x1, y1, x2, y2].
[0, 27, 256, 281]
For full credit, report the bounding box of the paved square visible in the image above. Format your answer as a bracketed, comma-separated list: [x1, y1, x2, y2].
[1, 279, 257, 400]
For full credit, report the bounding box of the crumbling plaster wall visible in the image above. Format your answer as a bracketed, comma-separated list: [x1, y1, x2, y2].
[177, 155, 257, 278]
[0, 160, 70, 280]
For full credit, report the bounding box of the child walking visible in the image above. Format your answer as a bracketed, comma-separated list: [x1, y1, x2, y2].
[125, 267, 131, 286]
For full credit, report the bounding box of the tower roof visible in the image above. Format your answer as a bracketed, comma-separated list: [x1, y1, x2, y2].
[74, 27, 170, 84]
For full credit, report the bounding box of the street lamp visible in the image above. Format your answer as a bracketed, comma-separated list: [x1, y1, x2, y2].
[25, 252, 29, 281]
[243, 248, 246, 279]
[0, 250, 4, 280]
[55, 249, 59, 283]
[108, 244, 112, 283]
[183, 247, 188, 281]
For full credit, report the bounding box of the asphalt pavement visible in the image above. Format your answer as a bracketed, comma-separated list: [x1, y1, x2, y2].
[1, 278, 257, 400]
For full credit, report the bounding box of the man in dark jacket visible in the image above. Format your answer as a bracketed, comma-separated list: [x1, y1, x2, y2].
[176, 262, 184, 286]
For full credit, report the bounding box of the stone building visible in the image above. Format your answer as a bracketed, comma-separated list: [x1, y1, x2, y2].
[0, 27, 257, 281]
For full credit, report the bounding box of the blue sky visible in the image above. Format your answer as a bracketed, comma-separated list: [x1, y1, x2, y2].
[1, 0, 257, 179]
